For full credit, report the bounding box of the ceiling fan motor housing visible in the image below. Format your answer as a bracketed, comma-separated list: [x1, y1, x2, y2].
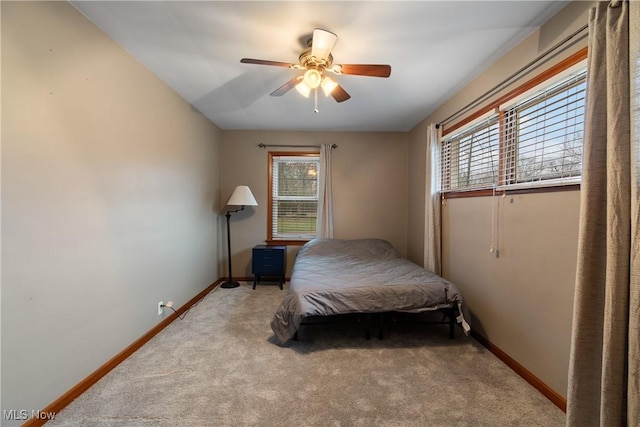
[299, 47, 334, 71]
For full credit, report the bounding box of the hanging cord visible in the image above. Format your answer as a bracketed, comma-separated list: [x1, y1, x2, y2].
[314, 88, 319, 113]
[490, 184, 500, 258]
[496, 192, 504, 259]
[490, 184, 496, 253]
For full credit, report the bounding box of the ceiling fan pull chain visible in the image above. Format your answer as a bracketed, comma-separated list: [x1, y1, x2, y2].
[314, 88, 319, 113]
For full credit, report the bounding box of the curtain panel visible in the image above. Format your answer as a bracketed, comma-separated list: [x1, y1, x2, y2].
[566, 1, 638, 426]
[316, 143, 334, 238]
[424, 123, 442, 275]
[630, 2, 640, 424]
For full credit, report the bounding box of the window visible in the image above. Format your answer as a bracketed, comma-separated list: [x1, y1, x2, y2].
[503, 72, 586, 188]
[441, 114, 500, 192]
[268, 152, 320, 242]
[441, 59, 587, 195]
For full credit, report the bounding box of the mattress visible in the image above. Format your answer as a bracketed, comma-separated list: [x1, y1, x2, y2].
[270, 238, 471, 343]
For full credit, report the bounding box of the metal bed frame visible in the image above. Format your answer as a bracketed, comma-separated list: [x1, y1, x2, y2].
[292, 306, 457, 341]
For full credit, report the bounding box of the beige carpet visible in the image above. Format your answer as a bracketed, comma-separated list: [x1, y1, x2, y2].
[49, 282, 565, 426]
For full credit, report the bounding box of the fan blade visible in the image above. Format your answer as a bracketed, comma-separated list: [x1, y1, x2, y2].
[335, 64, 391, 78]
[241, 58, 296, 68]
[270, 77, 302, 96]
[311, 29, 337, 62]
[331, 84, 351, 103]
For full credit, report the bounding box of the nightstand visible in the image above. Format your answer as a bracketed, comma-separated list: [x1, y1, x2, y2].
[252, 245, 286, 290]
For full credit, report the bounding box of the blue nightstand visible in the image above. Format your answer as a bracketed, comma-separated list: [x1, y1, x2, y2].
[252, 245, 286, 290]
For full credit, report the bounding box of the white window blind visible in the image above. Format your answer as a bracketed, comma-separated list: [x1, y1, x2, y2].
[441, 115, 500, 192]
[501, 70, 586, 189]
[271, 155, 319, 239]
[440, 66, 586, 194]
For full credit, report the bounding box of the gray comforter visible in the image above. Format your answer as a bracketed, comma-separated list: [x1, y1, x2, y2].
[270, 238, 471, 343]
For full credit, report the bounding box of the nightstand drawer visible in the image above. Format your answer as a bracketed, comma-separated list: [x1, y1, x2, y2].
[255, 263, 281, 274]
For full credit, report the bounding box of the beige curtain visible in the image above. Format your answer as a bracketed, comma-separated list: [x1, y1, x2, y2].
[631, 1, 640, 424]
[316, 143, 334, 238]
[566, 1, 639, 426]
[424, 123, 442, 275]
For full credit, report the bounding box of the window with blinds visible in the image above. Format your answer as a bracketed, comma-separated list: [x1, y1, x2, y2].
[502, 71, 586, 188]
[270, 154, 319, 240]
[441, 66, 586, 194]
[441, 115, 500, 192]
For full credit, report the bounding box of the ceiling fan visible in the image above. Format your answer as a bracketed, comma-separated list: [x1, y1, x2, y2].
[240, 29, 391, 107]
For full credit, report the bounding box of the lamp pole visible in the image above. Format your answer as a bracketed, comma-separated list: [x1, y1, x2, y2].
[221, 206, 244, 289]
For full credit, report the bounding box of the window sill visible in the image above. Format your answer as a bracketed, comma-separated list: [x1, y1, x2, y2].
[443, 183, 580, 199]
[265, 239, 311, 246]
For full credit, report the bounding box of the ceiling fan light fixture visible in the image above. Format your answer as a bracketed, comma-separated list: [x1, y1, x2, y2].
[321, 75, 338, 96]
[295, 81, 311, 97]
[303, 69, 322, 89]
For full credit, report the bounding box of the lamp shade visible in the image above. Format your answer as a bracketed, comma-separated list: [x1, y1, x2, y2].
[303, 69, 322, 89]
[321, 75, 338, 96]
[295, 81, 311, 97]
[226, 185, 258, 206]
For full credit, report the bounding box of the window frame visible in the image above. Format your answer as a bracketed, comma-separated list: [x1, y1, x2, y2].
[267, 151, 320, 246]
[441, 47, 587, 199]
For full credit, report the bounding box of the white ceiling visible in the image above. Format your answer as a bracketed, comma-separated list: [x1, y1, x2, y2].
[70, 1, 569, 132]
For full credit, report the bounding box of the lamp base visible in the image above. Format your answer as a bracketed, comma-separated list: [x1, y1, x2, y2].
[220, 280, 240, 289]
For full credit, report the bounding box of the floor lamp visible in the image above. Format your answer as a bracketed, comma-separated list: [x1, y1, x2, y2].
[221, 185, 258, 289]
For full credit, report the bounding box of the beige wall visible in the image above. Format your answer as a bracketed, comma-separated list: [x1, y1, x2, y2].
[221, 130, 408, 276]
[408, 1, 593, 398]
[1, 1, 222, 420]
[406, 123, 428, 265]
[442, 192, 580, 395]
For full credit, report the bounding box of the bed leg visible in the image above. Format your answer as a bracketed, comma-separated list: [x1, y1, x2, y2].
[378, 313, 384, 340]
[365, 314, 371, 340]
[293, 331, 298, 341]
[449, 308, 455, 340]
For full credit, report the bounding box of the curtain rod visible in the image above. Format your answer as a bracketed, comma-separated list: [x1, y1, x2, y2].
[258, 143, 338, 149]
[436, 23, 589, 129]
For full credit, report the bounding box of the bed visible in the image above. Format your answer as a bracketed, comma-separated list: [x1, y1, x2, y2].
[270, 238, 471, 343]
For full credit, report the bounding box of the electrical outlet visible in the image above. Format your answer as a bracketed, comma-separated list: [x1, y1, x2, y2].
[158, 301, 164, 316]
